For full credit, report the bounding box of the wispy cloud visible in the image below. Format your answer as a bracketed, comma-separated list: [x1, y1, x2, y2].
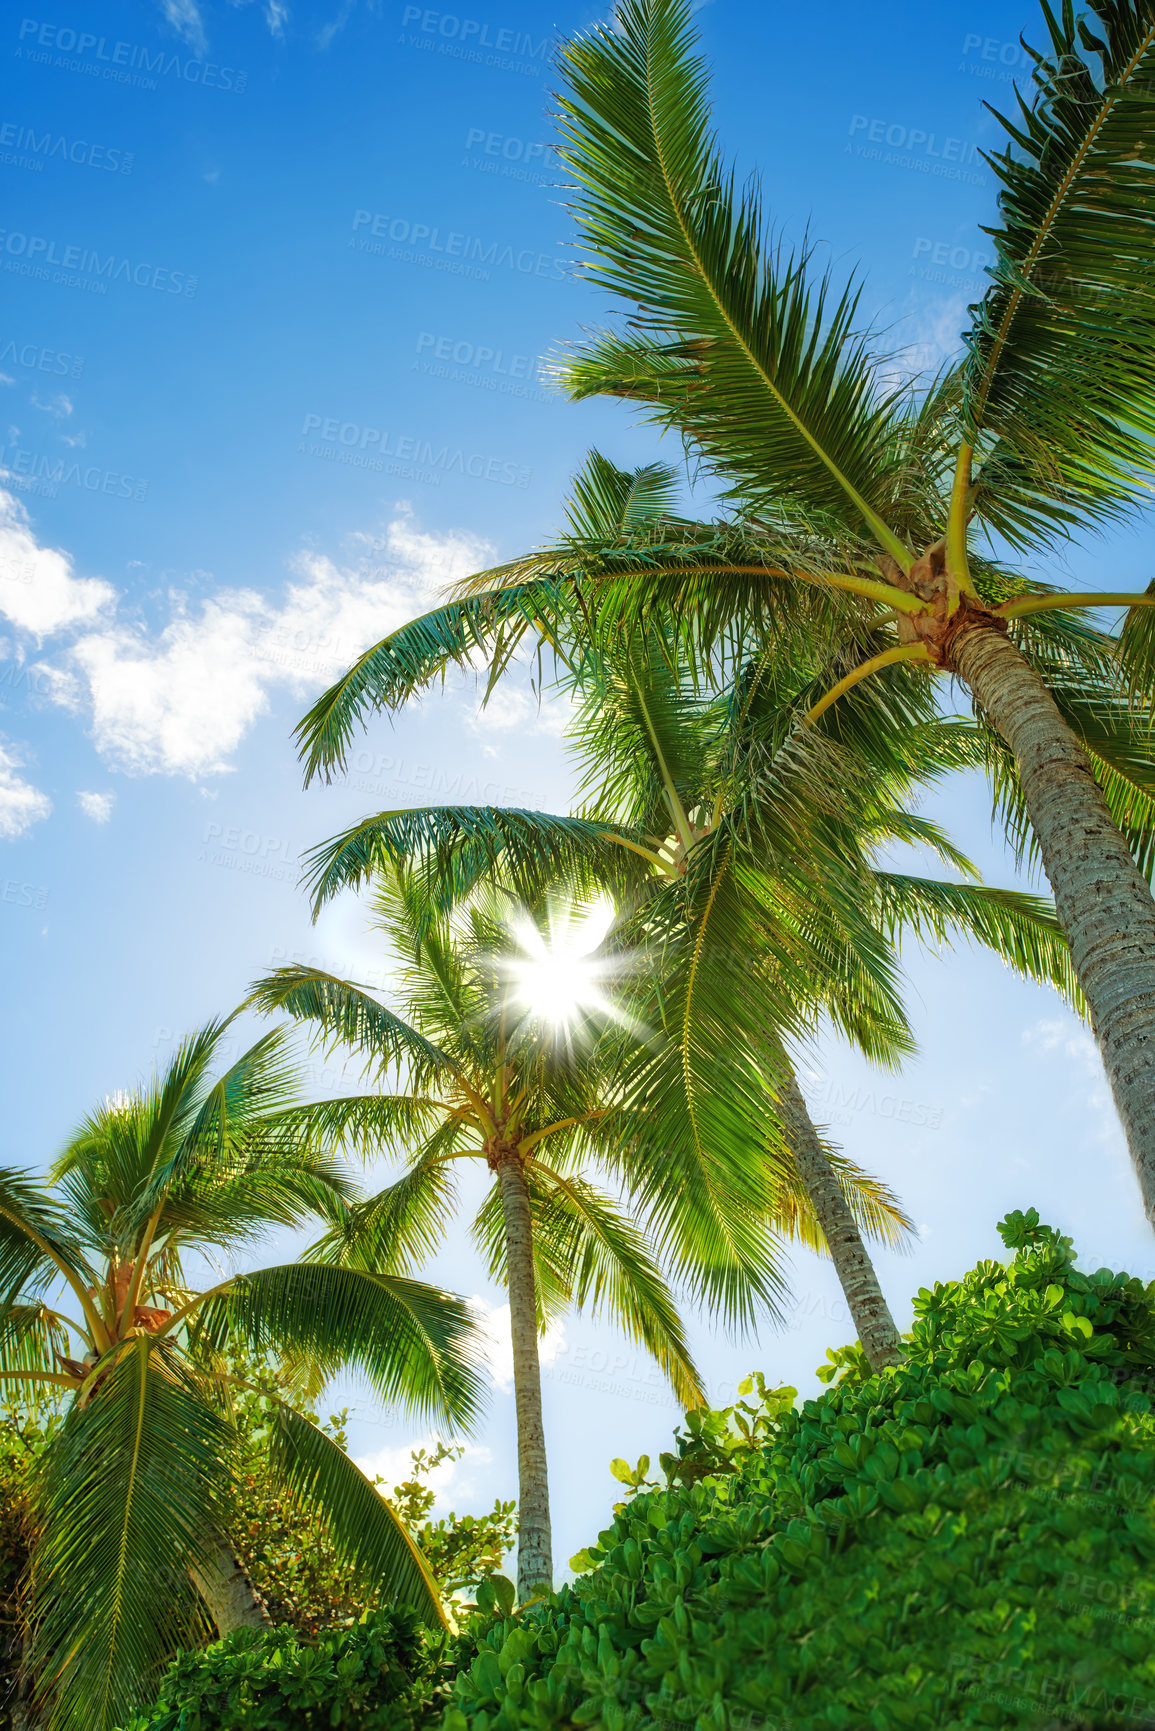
[5, 496, 489, 778]
[77, 790, 115, 824]
[0, 740, 51, 839]
[0, 490, 115, 639]
[159, 0, 208, 54]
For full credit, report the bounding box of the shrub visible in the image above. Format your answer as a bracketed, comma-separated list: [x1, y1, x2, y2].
[224, 1380, 516, 1636]
[118, 1607, 452, 1731]
[446, 1214, 1155, 1729]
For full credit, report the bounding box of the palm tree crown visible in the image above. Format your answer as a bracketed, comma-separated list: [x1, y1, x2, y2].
[0, 1020, 484, 1731]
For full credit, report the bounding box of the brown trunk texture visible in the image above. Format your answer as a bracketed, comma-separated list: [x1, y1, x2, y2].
[778, 1072, 904, 1371]
[954, 619, 1155, 1222]
[496, 1157, 553, 1602]
[191, 1544, 272, 1635]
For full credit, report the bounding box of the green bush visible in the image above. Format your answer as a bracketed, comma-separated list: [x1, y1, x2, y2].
[446, 1214, 1155, 1729]
[118, 1607, 452, 1731]
[225, 1384, 515, 1636]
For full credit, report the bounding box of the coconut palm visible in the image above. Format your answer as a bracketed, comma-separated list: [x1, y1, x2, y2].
[248, 873, 705, 1603]
[296, 0, 1155, 1223]
[296, 461, 1082, 1373]
[0, 1019, 485, 1731]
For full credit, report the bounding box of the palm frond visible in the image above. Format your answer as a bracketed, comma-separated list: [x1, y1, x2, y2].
[302, 805, 647, 919]
[959, 1, 1155, 546]
[295, 578, 576, 785]
[872, 873, 1084, 1013]
[306, 1153, 463, 1274]
[766, 1131, 913, 1255]
[197, 1264, 487, 1432]
[27, 1339, 225, 1731]
[264, 1398, 449, 1629]
[247, 967, 450, 1084]
[530, 1165, 704, 1409]
[556, 0, 915, 558]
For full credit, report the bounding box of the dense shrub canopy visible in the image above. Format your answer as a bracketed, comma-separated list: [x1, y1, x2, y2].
[118, 1608, 450, 1731]
[446, 1214, 1155, 1729]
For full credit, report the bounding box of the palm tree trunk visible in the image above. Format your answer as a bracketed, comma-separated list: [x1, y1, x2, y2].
[495, 1156, 552, 1602]
[777, 1072, 904, 1371]
[954, 620, 1155, 1222]
[191, 1544, 272, 1635]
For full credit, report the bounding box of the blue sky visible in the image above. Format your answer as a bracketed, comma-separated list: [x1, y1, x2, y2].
[3, 0, 1154, 1575]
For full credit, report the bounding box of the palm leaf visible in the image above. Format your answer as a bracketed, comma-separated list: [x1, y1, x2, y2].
[303, 806, 647, 919]
[766, 1131, 913, 1256]
[264, 1398, 449, 1629]
[872, 873, 1083, 1012]
[530, 1165, 704, 1409]
[556, 0, 914, 559]
[307, 1152, 463, 1274]
[959, 0, 1155, 546]
[27, 1339, 224, 1731]
[247, 967, 450, 1083]
[197, 1263, 486, 1432]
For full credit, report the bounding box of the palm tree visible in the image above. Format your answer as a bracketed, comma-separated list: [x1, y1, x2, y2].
[293, 470, 1080, 1373]
[248, 872, 704, 1604]
[296, 1, 1155, 1222]
[0, 1019, 484, 1731]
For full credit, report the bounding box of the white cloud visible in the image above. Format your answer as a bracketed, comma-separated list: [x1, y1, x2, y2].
[0, 741, 51, 839]
[33, 508, 489, 778]
[77, 790, 115, 824]
[29, 392, 72, 419]
[472, 1297, 567, 1394]
[1023, 1016, 1122, 1147]
[0, 490, 115, 639]
[225, 0, 290, 35]
[354, 1436, 494, 1515]
[467, 685, 574, 757]
[159, 0, 207, 53]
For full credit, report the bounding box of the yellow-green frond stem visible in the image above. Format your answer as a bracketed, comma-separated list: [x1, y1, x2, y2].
[995, 593, 1155, 621]
[805, 643, 932, 726]
[946, 443, 979, 604]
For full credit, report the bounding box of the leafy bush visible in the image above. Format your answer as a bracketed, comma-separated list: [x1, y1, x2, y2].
[0, 1404, 55, 1728]
[118, 1607, 451, 1731]
[446, 1213, 1155, 1729]
[226, 1384, 515, 1635]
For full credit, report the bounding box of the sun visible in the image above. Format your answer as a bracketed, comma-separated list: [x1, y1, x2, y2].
[504, 899, 618, 1032]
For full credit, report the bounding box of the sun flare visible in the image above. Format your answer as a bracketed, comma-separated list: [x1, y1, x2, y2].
[504, 899, 618, 1032]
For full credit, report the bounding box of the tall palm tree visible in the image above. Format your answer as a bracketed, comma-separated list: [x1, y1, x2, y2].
[295, 462, 1082, 1374]
[0, 1020, 484, 1731]
[248, 872, 704, 1604]
[296, 1, 1155, 1222]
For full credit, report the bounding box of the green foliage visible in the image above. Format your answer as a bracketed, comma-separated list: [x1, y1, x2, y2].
[389, 1445, 517, 1602]
[444, 1219, 1155, 1728]
[226, 1386, 516, 1635]
[117, 1607, 450, 1731]
[0, 1403, 55, 1729]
